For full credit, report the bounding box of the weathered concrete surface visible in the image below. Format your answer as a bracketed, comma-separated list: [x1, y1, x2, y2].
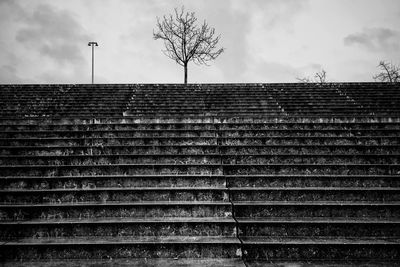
[3, 258, 246, 267]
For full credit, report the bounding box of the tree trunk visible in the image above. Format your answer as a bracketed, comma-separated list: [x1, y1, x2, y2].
[184, 63, 188, 84]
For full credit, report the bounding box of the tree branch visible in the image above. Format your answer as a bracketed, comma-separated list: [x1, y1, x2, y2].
[153, 6, 224, 83]
[373, 61, 400, 83]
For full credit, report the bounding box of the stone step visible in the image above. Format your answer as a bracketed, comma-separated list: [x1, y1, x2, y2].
[238, 217, 400, 238]
[0, 236, 242, 260]
[237, 217, 400, 224]
[241, 236, 400, 245]
[234, 201, 400, 206]
[4, 236, 237, 245]
[245, 260, 399, 266]
[0, 187, 229, 203]
[230, 188, 400, 201]
[2, 136, 398, 147]
[1, 154, 398, 166]
[2, 174, 398, 188]
[0, 217, 237, 239]
[3, 187, 399, 204]
[0, 216, 235, 225]
[0, 201, 233, 220]
[1, 175, 226, 190]
[234, 201, 400, 218]
[3, 127, 400, 131]
[3, 121, 400, 126]
[0, 163, 397, 177]
[1, 145, 398, 157]
[228, 175, 400, 187]
[1, 117, 399, 124]
[241, 237, 400, 261]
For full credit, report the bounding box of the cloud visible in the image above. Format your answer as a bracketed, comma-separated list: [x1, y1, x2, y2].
[344, 27, 400, 52]
[0, 0, 26, 20]
[0, 65, 19, 82]
[241, 60, 328, 83]
[243, 60, 298, 82]
[243, 0, 308, 30]
[1, 0, 399, 84]
[199, 1, 252, 81]
[194, 0, 308, 81]
[15, 4, 89, 65]
[0, 65, 32, 83]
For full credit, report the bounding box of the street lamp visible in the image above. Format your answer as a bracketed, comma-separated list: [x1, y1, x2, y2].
[88, 42, 98, 84]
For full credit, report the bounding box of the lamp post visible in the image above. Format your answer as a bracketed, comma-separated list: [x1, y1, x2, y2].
[88, 42, 98, 84]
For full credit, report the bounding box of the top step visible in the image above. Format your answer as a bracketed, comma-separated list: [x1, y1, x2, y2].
[1, 83, 399, 119]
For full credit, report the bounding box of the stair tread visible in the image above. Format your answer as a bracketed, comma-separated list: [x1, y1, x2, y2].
[2, 122, 400, 126]
[241, 236, 400, 245]
[234, 201, 400, 206]
[2, 187, 228, 192]
[225, 174, 400, 178]
[0, 217, 236, 225]
[3, 128, 399, 133]
[1, 145, 398, 148]
[1, 174, 225, 179]
[2, 135, 398, 139]
[237, 217, 400, 224]
[0, 201, 231, 207]
[1, 153, 399, 158]
[245, 260, 399, 267]
[1, 163, 397, 167]
[3, 187, 400, 193]
[229, 187, 400, 191]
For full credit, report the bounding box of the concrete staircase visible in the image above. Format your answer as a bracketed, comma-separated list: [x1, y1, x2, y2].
[0, 83, 399, 266]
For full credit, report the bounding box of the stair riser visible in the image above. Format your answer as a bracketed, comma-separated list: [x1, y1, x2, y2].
[1, 165, 397, 177]
[230, 177, 400, 188]
[4, 129, 400, 138]
[224, 147, 400, 155]
[224, 156, 399, 165]
[1, 244, 241, 260]
[3, 156, 399, 165]
[231, 191, 400, 202]
[1, 177, 226, 190]
[1, 117, 399, 125]
[0, 166, 223, 177]
[1, 147, 220, 156]
[239, 223, 400, 237]
[243, 244, 400, 261]
[3, 138, 399, 147]
[222, 138, 399, 146]
[0, 139, 221, 146]
[0, 206, 232, 220]
[1, 190, 228, 203]
[2, 123, 400, 131]
[0, 132, 219, 138]
[235, 206, 400, 218]
[0, 125, 217, 131]
[2, 146, 399, 156]
[224, 166, 399, 175]
[0, 156, 222, 166]
[1, 223, 236, 239]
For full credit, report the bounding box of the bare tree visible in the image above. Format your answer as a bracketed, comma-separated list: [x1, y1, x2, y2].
[373, 61, 399, 83]
[314, 69, 327, 84]
[297, 69, 327, 84]
[153, 6, 224, 84]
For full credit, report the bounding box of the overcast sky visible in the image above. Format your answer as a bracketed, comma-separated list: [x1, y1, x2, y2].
[0, 0, 399, 84]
